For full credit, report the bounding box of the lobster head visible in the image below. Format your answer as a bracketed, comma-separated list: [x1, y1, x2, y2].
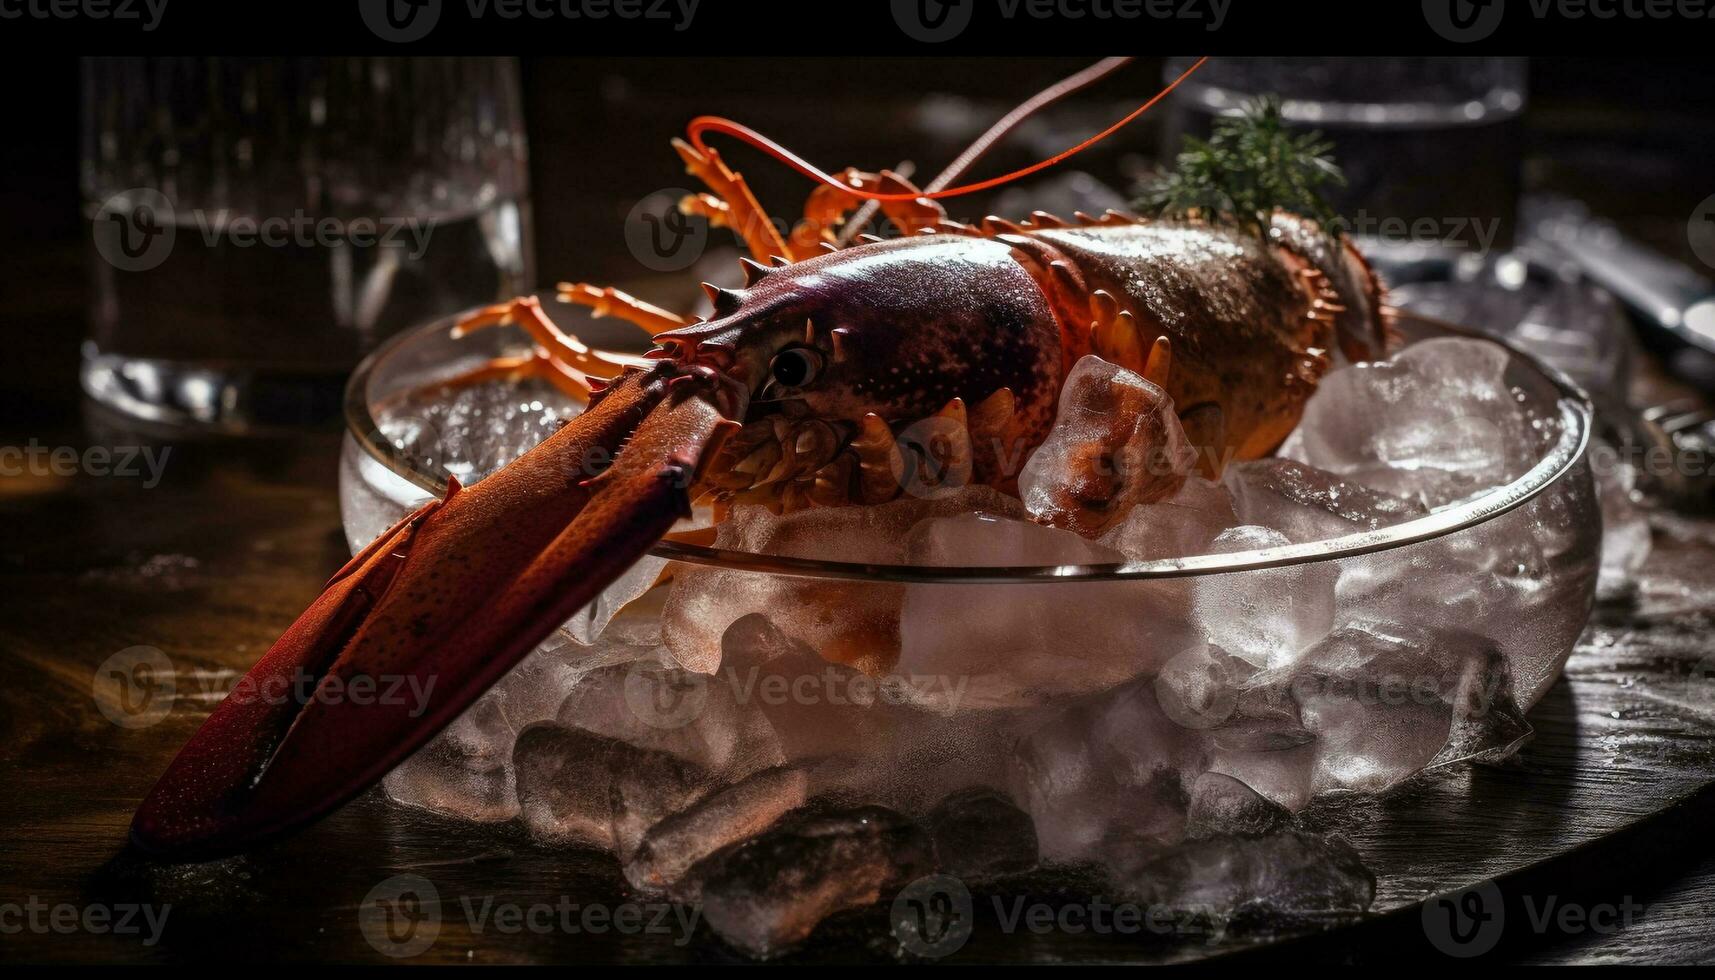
[661, 235, 1064, 508]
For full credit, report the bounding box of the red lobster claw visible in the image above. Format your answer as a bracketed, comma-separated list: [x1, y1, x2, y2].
[132, 363, 738, 859]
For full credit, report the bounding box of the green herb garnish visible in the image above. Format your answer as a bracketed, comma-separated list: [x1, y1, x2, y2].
[1137, 96, 1345, 239]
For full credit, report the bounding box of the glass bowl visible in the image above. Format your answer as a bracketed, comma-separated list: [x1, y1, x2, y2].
[340, 294, 1598, 711]
[339, 290, 1602, 897]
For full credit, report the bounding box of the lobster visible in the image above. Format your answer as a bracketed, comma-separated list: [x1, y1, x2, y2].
[131, 60, 1388, 858]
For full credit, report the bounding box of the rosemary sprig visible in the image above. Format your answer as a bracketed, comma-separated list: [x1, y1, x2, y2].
[1136, 96, 1345, 239]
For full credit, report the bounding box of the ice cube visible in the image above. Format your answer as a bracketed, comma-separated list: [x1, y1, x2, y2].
[1011, 674, 1200, 861]
[511, 723, 624, 850]
[1191, 526, 1337, 669]
[625, 764, 811, 896]
[1250, 621, 1531, 795]
[692, 804, 933, 957]
[1155, 643, 1318, 811]
[555, 656, 783, 780]
[1098, 475, 1240, 561]
[661, 487, 1025, 675]
[1333, 457, 1600, 707]
[1282, 337, 1538, 508]
[609, 747, 711, 864]
[896, 512, 1199, 707]
[1113, 831, 1374, 921]
[1184, 771, 1291, 839]
[511, 721, 723, 856]
[926, 786, 1039, 879]
[562, 554, 669, 645]
[1223, 458, 1425, 544]
[382, 692, 518, 822]
[1019, 354, 1196, 537]
[1592, 446, 1651, 601]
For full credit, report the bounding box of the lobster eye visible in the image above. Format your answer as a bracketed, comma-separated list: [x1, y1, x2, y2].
[769, 346, 823, 389]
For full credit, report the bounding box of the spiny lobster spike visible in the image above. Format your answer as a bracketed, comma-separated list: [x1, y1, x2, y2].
[700, 282, 745, 315]
[851, 413, 904, 504]
[829, 326, 851, 362]
[1143, 335, 1173, 389]
[920, 397, 974, 486]
[970, 387, 1016, 435]
[737, 257, 770, 286]
[915, 226, 939, 236]
[768, 254, 792, 267]
[1101, 208, 1142, 224]
[1073, 210, 1099, 226]
[804, 318, 816, 345]
[1048, 259, 1083, 295]
[790, 419, 841, 476]
[934, 219, 978, 236]
[809, 454, 857, 508]
[817, 241, 840, 254]
[981, 215, 1025, 235]
[1028, 210, 1067, 229]
[1090, 289, 1120, 323]
[856, 233, 885, 244]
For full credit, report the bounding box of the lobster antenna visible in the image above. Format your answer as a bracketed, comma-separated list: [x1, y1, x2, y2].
[838, 56, 1137, 243]
[684, 56, 1209, 209]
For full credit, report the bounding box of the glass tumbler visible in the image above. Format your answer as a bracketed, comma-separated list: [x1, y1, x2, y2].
[81, 57, 533, 432]
[1159, 57, 1527, 252]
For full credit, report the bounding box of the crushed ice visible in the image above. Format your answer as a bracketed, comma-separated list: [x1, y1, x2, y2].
[349, 332, 1633, 956]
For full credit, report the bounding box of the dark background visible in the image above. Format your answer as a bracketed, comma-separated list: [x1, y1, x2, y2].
[2, 55, 1714, 965]
[6, 56, 1715, 436]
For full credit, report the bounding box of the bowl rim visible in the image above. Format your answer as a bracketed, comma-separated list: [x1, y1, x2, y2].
[344, 304, 1594, 584]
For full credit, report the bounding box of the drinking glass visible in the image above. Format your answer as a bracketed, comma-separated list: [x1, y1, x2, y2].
[81, 57, 533, 431]
[1159, 57, 1527, 251]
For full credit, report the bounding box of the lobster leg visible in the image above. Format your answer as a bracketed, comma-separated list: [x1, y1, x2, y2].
[672, 137, 794, 263]
[786, 168, 946, 256]
[428, 350, 597, 402]
[453, 296, 653, 376]
[132, 364, 739, 858]
[556, 282, 692, 336]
